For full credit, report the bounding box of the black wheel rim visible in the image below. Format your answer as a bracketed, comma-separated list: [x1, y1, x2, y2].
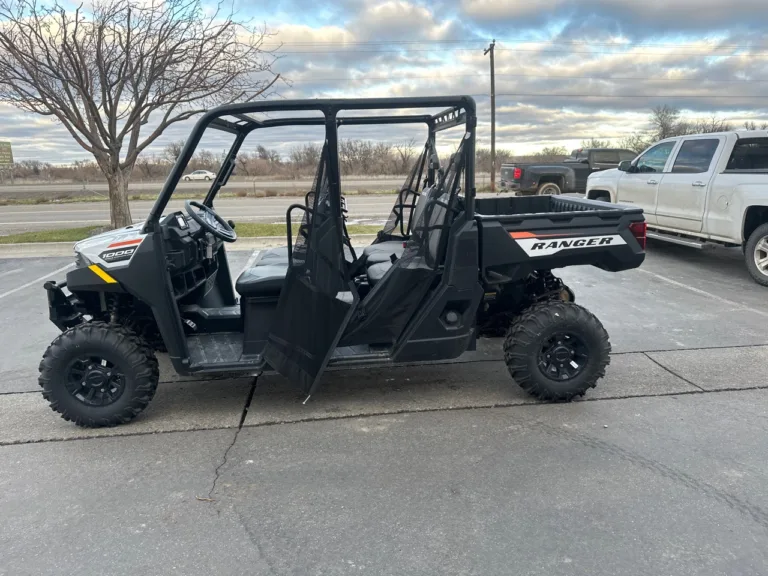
[65, 355, 126, 406]
[537, 332, 589, 381]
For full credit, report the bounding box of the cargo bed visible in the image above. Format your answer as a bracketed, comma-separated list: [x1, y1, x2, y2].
[471, 195, 646, 284]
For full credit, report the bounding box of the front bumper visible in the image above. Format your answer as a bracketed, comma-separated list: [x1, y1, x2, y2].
[44, 281, 85, 331]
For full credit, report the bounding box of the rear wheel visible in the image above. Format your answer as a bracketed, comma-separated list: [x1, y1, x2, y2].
[503, 302, 610, 401]
[39, 322, 159, 427]
[537, 182, 561, 195]
[745, 223, 768, 287]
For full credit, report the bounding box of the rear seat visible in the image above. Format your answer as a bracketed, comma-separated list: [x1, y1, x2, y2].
[364, 183, 447, 287]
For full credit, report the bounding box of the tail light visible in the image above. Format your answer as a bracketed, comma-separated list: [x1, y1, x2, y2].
[513, 167, 522, 180]
[629, 221, 647, 250]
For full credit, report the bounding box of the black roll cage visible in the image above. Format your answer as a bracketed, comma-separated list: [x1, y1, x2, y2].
[142, 96, 477, 234]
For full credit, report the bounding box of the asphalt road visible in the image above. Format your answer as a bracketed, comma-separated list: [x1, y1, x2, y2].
[0, 192, 568, 234]
[0, 195, 404, 233]
[0, 177, 405, 198]
[1, 241, 768, 574]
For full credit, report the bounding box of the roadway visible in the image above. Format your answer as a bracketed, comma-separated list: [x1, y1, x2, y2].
[0, 195, 403, 233]
[0, 177, 405, 198]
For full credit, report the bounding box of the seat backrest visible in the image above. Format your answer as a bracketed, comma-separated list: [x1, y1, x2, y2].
[379, 142, 438, 239]
[405, 142, 466, 268]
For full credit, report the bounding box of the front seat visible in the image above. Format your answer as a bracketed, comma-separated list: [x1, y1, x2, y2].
[235, 264, 288, 298]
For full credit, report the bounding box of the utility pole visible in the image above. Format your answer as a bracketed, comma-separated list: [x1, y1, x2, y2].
[484, 39, 496, 193]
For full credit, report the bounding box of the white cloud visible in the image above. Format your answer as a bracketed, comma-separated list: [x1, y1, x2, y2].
[5, 0, 768, 163]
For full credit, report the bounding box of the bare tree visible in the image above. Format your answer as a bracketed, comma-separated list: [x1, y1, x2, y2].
[393, 138, 416, 174]
[619, 132, 652, 154]
[536, 146, 568, 161]
[135, 154, 161, 180]
[580, 138, 612, 149]
[743, 121, 768, 131]
[691, 115, 732, 134]
[650, 105, 684, 140]
[0, 0, 280, 228]
[163, 140, 186, 165]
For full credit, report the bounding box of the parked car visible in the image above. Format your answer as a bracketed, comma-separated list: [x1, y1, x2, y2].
[586, 131, 768, 285]
[182, 170, 215, 181]
[500, 148, 637, 195]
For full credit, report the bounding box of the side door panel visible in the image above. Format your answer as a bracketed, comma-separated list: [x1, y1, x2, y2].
[655, 137, 724, 233]
[263, 143, 359, 396]
[615, 141, 679, 225]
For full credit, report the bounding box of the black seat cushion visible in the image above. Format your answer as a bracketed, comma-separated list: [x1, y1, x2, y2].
[366, 261, 392, 286]
[362, 241, 403, 259]
[365, 245, 405, 265]
[256, 246, 290, 266]
[236, 264, 288, 297]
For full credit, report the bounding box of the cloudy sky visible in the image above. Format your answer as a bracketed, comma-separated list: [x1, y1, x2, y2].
[3, 0, 768, 163]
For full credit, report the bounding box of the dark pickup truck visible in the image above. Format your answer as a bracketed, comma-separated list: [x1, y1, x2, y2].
[500, 148, 637, 196]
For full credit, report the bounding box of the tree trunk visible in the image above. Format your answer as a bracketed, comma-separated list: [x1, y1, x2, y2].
[105, 168, 133, 229]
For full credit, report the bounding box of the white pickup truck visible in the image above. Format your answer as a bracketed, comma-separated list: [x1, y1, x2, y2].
[585, 131, 768, 285]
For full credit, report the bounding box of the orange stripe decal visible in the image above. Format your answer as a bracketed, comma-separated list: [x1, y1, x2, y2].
[509, 231, 572, 240]
[107, 238, 143, 248]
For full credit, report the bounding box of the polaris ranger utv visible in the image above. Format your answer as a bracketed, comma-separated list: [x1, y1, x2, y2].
[40, 96, 647, 428]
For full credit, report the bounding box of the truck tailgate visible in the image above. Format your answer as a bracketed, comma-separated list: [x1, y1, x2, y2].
[474, 195, 646, 283]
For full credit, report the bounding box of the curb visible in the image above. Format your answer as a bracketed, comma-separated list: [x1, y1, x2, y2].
[0, 235, 380, 258]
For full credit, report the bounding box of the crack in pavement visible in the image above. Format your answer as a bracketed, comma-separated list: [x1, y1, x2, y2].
[204, 375, 258, 501]
[3, 383, 768, 449]
[537, 421, 768, 531]
[4, 342, 767, 397]
[642, 352, 707, 392]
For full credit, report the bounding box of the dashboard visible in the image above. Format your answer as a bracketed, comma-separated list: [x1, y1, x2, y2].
[160, 211, 223, 299]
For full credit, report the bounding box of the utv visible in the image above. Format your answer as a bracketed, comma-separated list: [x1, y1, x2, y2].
[40, 96, 647, 427]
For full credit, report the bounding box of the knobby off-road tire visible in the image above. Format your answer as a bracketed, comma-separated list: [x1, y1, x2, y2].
[503, 301, 610, 401]
[39, 322, 159, 428]
[745, 223, 768, 287]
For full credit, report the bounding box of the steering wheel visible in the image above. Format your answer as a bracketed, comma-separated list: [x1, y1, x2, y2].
[184, 201, 237, 243]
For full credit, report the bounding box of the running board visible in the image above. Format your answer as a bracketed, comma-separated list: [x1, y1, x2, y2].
[327, 345, 392, 368]
[647, 230, 712, 249]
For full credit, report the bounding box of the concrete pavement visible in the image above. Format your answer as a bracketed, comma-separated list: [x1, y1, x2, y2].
[2, 386, 767, 575]
[2, 241, 768, 574]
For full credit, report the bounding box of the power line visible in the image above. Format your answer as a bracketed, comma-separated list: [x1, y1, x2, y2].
[276, 47, 768, 57]
[493, 93, 768, 99]
[291, 72, 768, 84]
[264, 39, 768, 50]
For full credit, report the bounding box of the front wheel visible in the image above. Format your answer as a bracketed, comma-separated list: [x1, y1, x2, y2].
[503, 302, 610, 401]
[39, 322, 159, 427]
[537, 182, 562, 195]
[745, 223, 768, 287]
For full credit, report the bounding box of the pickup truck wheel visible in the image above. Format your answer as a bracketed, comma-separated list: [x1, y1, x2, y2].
[537, 182, 562, 195]
[503, 302, 610, 401]
[38, 322, 159, 428]
[745, 223, 768, 286]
